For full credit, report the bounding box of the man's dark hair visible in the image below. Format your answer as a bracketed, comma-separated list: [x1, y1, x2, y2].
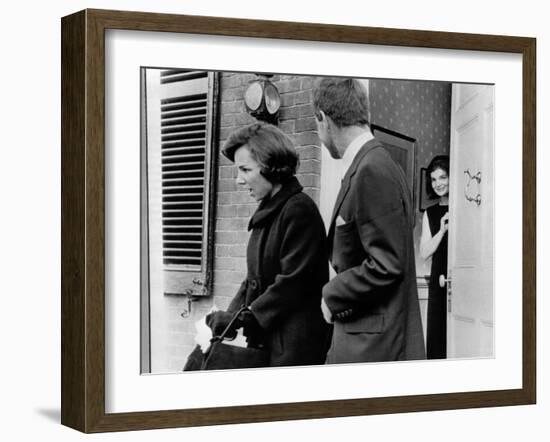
[222, 122, 299, 183]
[313, 77, 370, 128]
[425, 155, 450, 199]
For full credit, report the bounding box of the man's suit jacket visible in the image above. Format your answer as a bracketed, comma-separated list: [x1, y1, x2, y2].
[324, 138, 426, 363]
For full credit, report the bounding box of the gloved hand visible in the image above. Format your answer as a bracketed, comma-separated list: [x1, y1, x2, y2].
[239, 309, 262, 339]
[205, 311, 239, 339]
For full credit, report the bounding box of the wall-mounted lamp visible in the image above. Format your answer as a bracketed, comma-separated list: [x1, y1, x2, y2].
[244, 74, 281, 125]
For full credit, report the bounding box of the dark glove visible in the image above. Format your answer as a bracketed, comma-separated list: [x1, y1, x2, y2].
[205, 311, 240, 339]
[239, 310, 262, 339]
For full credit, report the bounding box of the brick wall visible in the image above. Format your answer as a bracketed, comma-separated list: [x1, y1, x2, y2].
[213, 73, 323, 306]
[163, 73, 324, 370]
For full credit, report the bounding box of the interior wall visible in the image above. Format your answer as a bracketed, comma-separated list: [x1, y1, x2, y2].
[369, 79, 452, 277]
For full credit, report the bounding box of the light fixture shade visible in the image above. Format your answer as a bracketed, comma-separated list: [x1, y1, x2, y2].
[264, 83, 281, 115]
[244, 81, 263, 112]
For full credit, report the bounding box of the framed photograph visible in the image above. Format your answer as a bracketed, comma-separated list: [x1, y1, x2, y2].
[371, 124, 417, 210]
[61, 9, 536, 433]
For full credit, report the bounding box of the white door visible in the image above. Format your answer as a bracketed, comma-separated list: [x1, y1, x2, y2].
[447, 84, 494, 358]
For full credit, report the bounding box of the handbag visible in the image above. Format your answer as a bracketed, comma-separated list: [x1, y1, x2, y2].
[183, 307, 269, 371]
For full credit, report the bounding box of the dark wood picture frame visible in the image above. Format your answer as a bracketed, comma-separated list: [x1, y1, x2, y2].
[61, 9, 536, 433]
[371, 124, 417, 211]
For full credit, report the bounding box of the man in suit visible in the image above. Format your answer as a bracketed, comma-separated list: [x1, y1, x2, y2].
[313, 77, 425, 363]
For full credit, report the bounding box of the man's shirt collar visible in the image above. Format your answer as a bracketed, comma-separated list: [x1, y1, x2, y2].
[341, 131, 374, 178]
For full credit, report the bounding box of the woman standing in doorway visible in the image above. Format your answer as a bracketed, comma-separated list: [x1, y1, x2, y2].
[420, 155, 450, 359]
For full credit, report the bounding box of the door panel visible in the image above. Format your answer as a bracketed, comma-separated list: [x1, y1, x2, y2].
[448, 84, 494, 359]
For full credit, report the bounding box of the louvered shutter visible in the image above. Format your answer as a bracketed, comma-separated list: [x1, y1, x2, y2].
[160, 70, 209, 268]
[144, 68, 217, 297]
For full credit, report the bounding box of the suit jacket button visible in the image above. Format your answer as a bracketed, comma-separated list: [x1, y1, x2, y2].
[250, 280, 258, 290]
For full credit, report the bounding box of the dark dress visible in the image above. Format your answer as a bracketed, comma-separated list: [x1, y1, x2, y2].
[426, 203, 448, 359]
[228, 176, 332, 367]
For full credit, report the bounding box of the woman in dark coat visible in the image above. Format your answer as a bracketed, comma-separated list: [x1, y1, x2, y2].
[420, 155, 450, 359]
[206, 122, 331, 367]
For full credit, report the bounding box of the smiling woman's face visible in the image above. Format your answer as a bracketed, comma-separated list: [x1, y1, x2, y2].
[430, 167, 449, 197]
[234, 145, 274, 202]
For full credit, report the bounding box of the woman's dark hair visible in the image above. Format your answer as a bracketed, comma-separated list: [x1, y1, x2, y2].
[222, 122, 299, 183]
[425, 155, 450, 199]
[313, 77, 370, 128]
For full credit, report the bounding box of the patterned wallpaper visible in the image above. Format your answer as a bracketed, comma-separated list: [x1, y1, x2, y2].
[369, 79, 452, 275]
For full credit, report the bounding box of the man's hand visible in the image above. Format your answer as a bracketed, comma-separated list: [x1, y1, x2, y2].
[321, 298, 334, 324]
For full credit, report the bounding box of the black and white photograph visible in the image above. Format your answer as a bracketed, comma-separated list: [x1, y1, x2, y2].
[139, 68, 495, 374]
[3, 0, 546, 439]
